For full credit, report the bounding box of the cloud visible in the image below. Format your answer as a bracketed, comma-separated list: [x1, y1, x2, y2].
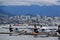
[0, 0, 60, 6]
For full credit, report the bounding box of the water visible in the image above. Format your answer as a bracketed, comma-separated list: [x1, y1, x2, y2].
[0, 25, 59, 40]
[0, 35, 59, 40]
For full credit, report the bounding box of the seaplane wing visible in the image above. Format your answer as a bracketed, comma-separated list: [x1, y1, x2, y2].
[42, 27, 57, 30]
[2, 27, 33, 29]
[2, 27, 57, 30]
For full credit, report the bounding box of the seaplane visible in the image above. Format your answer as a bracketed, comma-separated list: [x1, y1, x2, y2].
[0, 25, 59, 37]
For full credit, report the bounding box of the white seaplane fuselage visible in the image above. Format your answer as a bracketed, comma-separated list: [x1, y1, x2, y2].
[1, 25, 58, 36]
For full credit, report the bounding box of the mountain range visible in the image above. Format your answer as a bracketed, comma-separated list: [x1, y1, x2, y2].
[0, 5, 60, 17]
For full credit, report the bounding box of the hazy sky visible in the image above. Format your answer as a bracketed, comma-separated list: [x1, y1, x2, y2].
[0, 0, 60, 6]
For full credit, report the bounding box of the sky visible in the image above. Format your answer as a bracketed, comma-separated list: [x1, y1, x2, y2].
[0, 0, 60, 6]
[0, 0, 60, 16]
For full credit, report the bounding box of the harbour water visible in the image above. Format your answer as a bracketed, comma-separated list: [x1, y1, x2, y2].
[0, 25, 59, 40]
[0, 35, 59, 40]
